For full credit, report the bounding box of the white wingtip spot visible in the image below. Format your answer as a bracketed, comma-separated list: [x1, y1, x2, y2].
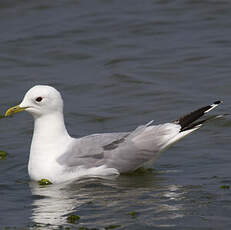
[205, 100, 222, 113]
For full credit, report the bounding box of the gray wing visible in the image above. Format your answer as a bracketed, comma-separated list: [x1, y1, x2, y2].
[57, 132, 129, 167]
[57, 101, 223, 173]
[57, 121, 181, 172]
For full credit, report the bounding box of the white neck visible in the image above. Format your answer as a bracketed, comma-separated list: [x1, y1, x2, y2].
[28, 112, 71, 181]
[32, 112, 70, 145]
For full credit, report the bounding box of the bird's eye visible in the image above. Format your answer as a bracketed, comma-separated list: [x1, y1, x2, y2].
[35, 97, 43, 102]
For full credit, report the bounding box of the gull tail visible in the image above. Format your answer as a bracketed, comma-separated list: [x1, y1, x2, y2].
[174, 100, 223, 132]
[161, 101, 223, 150]
[142, 101, 223, 169]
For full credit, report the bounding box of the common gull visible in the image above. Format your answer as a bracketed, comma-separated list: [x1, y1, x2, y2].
[5, 85, 222, 183]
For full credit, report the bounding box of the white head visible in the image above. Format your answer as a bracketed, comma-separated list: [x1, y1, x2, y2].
[5, 85, 64, 118]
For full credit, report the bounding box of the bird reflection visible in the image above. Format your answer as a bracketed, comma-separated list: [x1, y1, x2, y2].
[30, 180, 88, 226]
[29, 171, 188, 228]
[29, 176, 119, 226]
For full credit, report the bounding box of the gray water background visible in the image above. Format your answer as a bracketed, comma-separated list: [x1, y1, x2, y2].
[0, 0, 231, 229]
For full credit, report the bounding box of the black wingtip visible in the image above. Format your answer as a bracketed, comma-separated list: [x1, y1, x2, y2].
[174, 100, 223, 131]
[213, 100, 223, 105]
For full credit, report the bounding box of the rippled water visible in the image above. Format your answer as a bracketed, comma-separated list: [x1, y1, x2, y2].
[0, 0, 231, 229]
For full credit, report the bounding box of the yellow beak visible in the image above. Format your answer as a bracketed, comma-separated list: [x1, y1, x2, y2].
[5, 105, 28, 117]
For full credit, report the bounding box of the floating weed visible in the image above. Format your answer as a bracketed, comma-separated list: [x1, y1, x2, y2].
[67, 214, 80, 224]
[105, 224, 121, 229]
[123, 168, 153, 176]
[129, 211, 138, 218]
[78, 227, 99, 230]
[0, 151, 8, 160]
[220, 185, 230, 189]
[95, 117, 107, 122]
[38, 179, 52, 186]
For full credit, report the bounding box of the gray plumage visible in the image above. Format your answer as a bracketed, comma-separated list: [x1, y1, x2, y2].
[5, 85, 222, 183]
[57, 122, 181, 172]
[57, 100, 222, 174]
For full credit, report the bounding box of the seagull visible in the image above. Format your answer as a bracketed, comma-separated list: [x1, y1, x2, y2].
[5, 85, 222, 183]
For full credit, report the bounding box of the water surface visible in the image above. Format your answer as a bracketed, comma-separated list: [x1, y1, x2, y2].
[0, 0, 231, 229]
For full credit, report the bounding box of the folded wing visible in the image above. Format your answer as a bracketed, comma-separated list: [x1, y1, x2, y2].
[57, 101, 222, 173]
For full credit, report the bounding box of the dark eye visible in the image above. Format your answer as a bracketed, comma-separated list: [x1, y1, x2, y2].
[36, 97, 43, 102]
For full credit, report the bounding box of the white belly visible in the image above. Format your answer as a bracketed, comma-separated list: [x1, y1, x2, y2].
[28, 153, 64, 182]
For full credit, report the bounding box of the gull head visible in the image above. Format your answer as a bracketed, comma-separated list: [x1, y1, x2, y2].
[5, 85, 63, 118]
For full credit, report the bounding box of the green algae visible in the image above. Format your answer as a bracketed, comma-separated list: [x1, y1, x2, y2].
[38, 179, 52, 186]
[123, 167, 153, 176]
[129, 211, 138, 218]
[0, 151, 8, 160]
[78, 227, 100, 230]
[67, 214, 80, 224]
[105, 224, 121, 229]
[220, 185, 230, 189]
[95, 117, 106, 122]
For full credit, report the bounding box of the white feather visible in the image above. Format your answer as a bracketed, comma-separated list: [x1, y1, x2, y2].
[9, 85, 218, 183]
